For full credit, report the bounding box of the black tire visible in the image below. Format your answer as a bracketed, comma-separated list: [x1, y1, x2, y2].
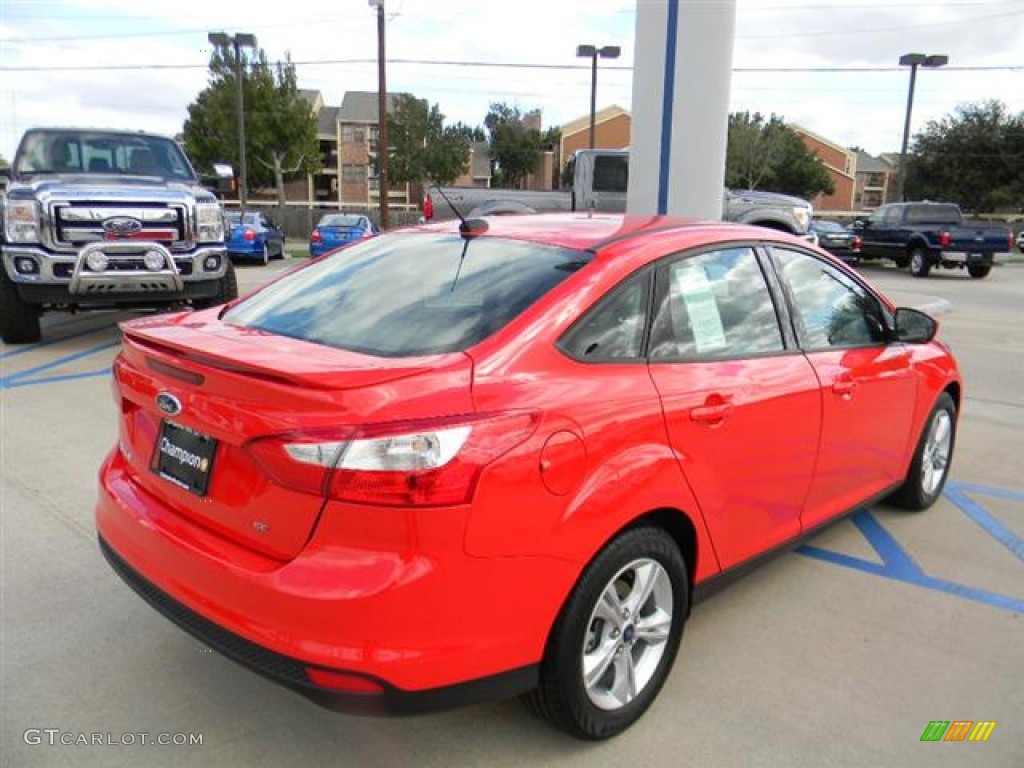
[888, 392, 956, 510]
[523, 526, 688, 740]
[192, 262, 238, 310]
[967, 264, 991, 279]
[908, 247, 931, 278]
[259, 242, 269, 266]
[275, 238, 286, 260]
[0, 269, 42, 344]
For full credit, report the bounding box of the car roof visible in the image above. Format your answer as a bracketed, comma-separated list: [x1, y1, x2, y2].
[411, 213, 792, 252]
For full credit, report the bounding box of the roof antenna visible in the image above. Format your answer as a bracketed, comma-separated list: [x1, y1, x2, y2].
[432, 183, 488, 239]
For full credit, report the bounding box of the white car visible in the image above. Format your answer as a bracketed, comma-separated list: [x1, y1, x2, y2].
[1017, 230, 1024, 253]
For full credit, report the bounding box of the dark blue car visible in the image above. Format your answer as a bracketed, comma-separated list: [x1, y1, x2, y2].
[226, 211, 286, 265]
[309, 213, 378, 258]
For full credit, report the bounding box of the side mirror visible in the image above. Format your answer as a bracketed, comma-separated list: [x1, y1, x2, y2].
[893, 307, 937, 344]
[200, 163, 235, 195]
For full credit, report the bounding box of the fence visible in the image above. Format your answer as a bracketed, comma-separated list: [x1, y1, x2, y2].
[222, 202, 423, 239]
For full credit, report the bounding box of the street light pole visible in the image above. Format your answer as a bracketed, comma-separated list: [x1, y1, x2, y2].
[369, 0, 389, 230]
[576, 44, 621, 150]
[208, 31, 257, 206]
[895, 52, 948, 203]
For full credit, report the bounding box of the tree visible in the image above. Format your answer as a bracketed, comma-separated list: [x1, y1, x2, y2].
[183, 46, 319, 205]
[484, 103, 544, 188]
[907, 100, 1024, 212]
[725, 111, 834, 199]
[0, 153, 8, 168]
[450, 122, 486, 143]
[384, 95, 470, 186]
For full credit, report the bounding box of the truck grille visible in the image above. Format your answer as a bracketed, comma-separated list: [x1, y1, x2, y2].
[51, 203, 189, 251]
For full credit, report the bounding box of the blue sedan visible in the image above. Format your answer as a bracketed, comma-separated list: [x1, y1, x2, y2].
[309, 214, 378, 258]
[226, 211, 286, 265]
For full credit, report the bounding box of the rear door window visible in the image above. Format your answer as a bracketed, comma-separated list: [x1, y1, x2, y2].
[224, 234, 591, 357]
[649, 247, 785, 360]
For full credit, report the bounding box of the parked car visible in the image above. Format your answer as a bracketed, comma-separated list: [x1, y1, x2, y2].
[309, 213, 377, 257]
[852, 202, 1013, 278]
[97, 214, 960, 740]
[225, 210, 285, 265]
[809, 219, 861, 262]
[1017, 229, 1024, 253]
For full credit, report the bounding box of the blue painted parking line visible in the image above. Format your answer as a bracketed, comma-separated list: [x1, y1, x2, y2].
[798, 483, 1024, 615]
[0, 340, 119, 390]
[943, 481, 1024, 562]
[0, 323, 120, 360]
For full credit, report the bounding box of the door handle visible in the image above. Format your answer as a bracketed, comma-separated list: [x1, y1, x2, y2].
[690, 401, 734, 424]
[832, 375, 856, 399]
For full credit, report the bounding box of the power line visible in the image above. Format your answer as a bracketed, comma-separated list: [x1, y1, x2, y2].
[1, 57, 1020, 73]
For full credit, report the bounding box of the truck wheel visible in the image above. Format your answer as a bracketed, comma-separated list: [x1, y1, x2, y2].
[967, 264, 991, 279]
[908, 248, 931, 278]
[0, 270, 42, 344]
[192, 262, 238, 310]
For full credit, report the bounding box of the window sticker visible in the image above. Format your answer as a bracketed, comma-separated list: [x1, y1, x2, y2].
[672, 264, 727, 352]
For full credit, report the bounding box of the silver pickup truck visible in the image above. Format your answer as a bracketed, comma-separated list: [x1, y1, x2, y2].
[424, 148, 813, 236]
[0, 128, 237, 343]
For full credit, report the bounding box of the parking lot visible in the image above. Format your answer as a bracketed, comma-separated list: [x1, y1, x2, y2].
[2, 258, 1022, 766]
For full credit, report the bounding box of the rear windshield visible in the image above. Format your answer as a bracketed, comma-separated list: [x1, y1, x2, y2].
[904, 204, 962, 225]
[812, 220, 845, 233]
[224, 233, 592, 357]
[320, 214, 365, 228]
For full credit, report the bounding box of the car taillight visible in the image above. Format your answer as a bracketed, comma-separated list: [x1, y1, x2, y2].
[1010, 232, 1015, 251]
[246, 411, 539, 507]
[853, 235, 861, 251]
[423, 194, 434, 220]
[243, 227, 256, 242]
[311, 229, 323, 244]
[938, 231, 951, 248]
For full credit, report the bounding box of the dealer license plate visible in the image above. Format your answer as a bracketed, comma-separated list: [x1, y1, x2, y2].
[154, 421, 217, 496]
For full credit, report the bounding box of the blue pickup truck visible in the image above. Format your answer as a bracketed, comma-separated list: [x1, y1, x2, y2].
[853, 202, 1013, 279]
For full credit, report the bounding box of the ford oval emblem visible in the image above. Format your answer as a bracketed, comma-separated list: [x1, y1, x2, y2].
[156, 392, 182, 416]
[103, 216, 144, 235]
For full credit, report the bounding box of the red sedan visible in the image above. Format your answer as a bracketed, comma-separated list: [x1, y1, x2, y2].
[96, 214, 960, 739]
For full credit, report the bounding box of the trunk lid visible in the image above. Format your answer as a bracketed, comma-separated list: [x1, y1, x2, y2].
[114, 311, 473, 560]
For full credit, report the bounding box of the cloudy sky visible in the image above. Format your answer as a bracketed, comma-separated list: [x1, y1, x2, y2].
[1, 0, 1023, 161]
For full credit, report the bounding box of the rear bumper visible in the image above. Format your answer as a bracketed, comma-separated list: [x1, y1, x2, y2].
[94, 448, 574, 706]
[99, 535, 537, 714]
[226, 240, 265, 258]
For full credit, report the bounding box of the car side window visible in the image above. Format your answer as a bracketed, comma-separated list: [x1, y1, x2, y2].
[559, 273, 650, 361]
[772, 247, 886, 350]
[648, 247, 784, 360]
[868, 207, 886, 227]
[882, 206, 903, 227]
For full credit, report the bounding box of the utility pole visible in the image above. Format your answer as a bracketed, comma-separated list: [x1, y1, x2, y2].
[370, 0, 389, 229]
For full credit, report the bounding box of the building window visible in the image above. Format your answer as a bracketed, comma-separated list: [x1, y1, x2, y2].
[342, 164, 367, 183]
[342, 125, 354, 143]
[354, 127, 366, 144]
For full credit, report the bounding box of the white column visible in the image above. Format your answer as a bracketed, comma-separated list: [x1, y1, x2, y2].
[627, 0, 736, 219]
